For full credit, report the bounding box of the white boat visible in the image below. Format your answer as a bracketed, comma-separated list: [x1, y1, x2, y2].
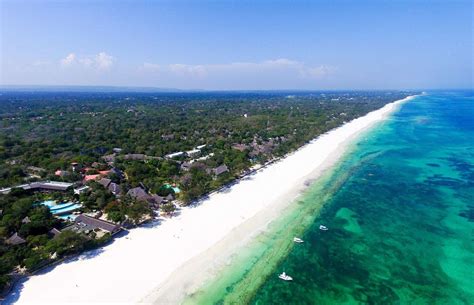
[278, 272, 293, 281]
[319, 225, 328, 231]
[293, 237, 304, 243]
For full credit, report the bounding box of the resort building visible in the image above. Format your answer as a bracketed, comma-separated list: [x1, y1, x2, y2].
[102, 154, 116, 164]
[48, 228, 61, 238]
[74, 185, 90, 195]
[127, 187, 150, 202]
[161, 134, 174, 141]
[165, 151, 185, 159]
[150, 194, 164, 206]
[110, 167, 124, 179]
[71, 162, 81, 172]
[6, 232, 26, 245]
[127, 187, 165, 207]
[108, 182, 121, 196]
[98, 178, 112, 188]
[99, 170, 111, 176]
[66, 215, 121, 236]
[54, 170, 69, 177]
[0, 181, 74, 194]
[26, 166, 46, 176]
[186, 149, 201, 157]
[212, 164, 229, 176]
[196, 153, 214, 162]
[123, 154, 146, 161]
[83, 174, 101, 182]
[180, 161, 192, 172]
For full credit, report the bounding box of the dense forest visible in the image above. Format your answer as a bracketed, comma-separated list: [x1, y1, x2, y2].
[0, 91, 414, 185]
[0, 90, 417, 292]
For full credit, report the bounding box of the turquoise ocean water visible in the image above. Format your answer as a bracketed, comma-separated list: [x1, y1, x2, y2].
[188, 91, 473, 305]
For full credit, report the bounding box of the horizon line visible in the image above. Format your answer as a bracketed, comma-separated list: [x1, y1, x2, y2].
[1, 84, 470, 93]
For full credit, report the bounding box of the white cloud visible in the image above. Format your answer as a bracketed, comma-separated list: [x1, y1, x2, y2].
[59, 52, 114, 70]
[60, 53, 76, 67]
[168, 63, 207, 77]
[261, 58, 300, 67]
[141, 58, 336, 80]
[95, 52, 114, 70]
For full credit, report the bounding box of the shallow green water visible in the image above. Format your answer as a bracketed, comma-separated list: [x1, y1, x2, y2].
[189, 91, 474, 305]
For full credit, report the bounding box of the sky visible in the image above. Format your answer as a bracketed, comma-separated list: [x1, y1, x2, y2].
[0, 0, 472, 90]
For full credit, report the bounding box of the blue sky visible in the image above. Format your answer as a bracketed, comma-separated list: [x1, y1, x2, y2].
[1, 0, 472, 90]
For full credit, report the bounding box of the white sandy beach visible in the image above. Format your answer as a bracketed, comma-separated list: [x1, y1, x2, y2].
[6, 96, 415, 305]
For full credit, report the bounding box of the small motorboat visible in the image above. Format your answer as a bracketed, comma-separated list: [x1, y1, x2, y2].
[319, 225, 328, 231]
[278, 272, 293, 281]
[293, 237, 304, 243]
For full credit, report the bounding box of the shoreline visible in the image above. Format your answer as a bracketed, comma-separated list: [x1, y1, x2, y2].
[143, 95, 417, 304]
[6, 95, 416, 305]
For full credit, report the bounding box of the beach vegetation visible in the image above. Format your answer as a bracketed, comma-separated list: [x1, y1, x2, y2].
[160, 203, 176, 216]
[0, 90, 417, 292]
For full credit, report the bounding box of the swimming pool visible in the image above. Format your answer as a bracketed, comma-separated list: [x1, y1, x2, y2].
[57, 214, 79, 221]
[164, 184, 181, 194]
[39, 200, 82, 216]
